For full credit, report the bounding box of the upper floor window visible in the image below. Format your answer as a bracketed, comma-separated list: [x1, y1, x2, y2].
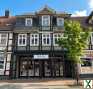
[53, 33, 62, 46]
[0, 33, 8, 46]
[18, 34, 27, 46]
[42, 33, 51, 46]
[30, 34, 39, 46]
[57, 18, 64, 26]
[25, 18, 32, 26]
[42, 15, 50, 26]
[0, 53, 4, 69]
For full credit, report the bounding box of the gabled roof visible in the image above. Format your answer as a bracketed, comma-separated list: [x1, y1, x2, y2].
[37, 5, 56, 15]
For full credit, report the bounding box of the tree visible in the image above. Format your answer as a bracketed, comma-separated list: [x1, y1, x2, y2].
[58, 20, 90, 85]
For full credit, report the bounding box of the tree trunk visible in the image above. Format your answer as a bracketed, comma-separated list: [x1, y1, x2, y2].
[75, 63, 80, 85]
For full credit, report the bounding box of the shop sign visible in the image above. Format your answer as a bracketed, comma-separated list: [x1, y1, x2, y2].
[33, 55, 49, 59]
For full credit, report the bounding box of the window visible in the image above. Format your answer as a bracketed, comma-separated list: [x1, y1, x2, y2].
[0, 53, 4, 69]
[25, 18, 32, 26]
[18, 34, 27, 46]
[42, 33, 51, 46]
[42, 15, 50, 26]
[81, 58, 92, 67]
[30, 34, 39, 46]
[0, 33, 8, 46]
[53, 33, 62, 46]
[57, 18, 64, 26]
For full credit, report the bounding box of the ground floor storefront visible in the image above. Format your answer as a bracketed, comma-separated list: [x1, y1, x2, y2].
[15, 56, 63, 78]
[10, 51, 68, 79]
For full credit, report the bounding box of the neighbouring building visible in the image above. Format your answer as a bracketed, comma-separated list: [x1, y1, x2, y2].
[0, 6, 93, 79]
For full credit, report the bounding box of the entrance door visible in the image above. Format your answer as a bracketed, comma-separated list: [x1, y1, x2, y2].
[44, 61, 51, 77]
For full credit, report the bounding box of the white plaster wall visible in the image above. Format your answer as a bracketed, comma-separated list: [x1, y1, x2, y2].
[9, 33, 13, 39]
[6, 63, 10, 70]
[7, 54, 11, 61]
[0, 33, 13, 75]
[5, 71, 9, 75]
[8, 40, 12, 45]
[8, 46, 12, 51]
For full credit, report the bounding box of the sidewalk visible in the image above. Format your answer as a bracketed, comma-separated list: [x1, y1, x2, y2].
[0, 78, 92, 89]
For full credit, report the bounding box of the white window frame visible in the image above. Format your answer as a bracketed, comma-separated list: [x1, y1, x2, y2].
[18, 34, 27, 46]
[42, 15, 50, 26]
[30, 34, 39, 46]
[42, 33, 51, 46]
[0, 33, 8, 46]
[0, 53, 5, 70]
[25, 18, 32, 26]
[53, 33, 62, 46]
[57, 18, 64, 26]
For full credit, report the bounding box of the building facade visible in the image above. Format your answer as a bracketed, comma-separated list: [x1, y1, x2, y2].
[0, 7, 93, 79]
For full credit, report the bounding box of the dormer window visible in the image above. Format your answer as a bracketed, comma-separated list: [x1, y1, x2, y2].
[25, 18, 32, 26]
[57, 18, 64, 26]
[42, 15, 50, 26]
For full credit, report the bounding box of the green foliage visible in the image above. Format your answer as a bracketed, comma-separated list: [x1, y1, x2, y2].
[58, 20, 90, 63]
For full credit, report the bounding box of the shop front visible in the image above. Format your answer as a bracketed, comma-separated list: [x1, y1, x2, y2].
[11, 54, 64, 79]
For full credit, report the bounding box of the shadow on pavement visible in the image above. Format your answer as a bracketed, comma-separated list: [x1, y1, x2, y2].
[0, 84, 22, 89]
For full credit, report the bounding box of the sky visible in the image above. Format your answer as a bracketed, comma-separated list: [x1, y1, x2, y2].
[0, 0, 93, 17]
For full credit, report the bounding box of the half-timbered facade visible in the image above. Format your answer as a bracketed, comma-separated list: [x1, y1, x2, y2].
[0, 7, 93, 79]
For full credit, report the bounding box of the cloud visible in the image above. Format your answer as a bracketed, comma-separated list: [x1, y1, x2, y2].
[88, 0, 93, 10]
[72, 10, 87, 17]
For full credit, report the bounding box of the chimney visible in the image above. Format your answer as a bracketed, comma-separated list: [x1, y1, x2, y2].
[5, 10, 9, 17]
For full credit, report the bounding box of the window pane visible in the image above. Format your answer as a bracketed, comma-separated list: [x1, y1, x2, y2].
[23, 39, 26, 44]
[42, 15, 50, 26]
[57, 18, 64, 26]
[0, 53, 4, 69]
[0, 64, 3, 69]
[35, 39, 37, 44]
[47, 38, 49, 44]
[42, 34, 51, 45]
[32, 39, 34, 44]
[18, 34, 27, 46]
[55, 38, 58, 44]
[25, 18, 32, 26]
[0, 34, 7, 45]
[30, 34, 39, 46]
[1, 39, 6, 45]
[43, 38, 46, 44]
[81, 60, 92, 67]
[19, 39, 22, 44]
